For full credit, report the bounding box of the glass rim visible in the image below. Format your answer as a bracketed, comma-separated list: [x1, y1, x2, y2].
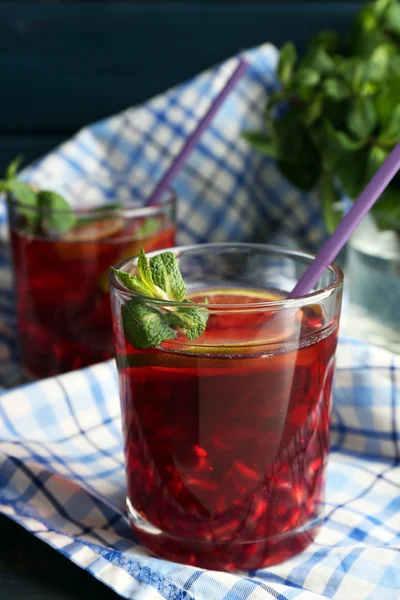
[6, 187, 176, 218]
[109, 242, 344, 310]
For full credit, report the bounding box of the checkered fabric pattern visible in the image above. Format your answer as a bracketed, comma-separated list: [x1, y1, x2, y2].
[0, 44, 399, 599]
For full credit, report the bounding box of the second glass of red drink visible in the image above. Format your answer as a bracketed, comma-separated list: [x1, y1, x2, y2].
[8, 190, 176, 379]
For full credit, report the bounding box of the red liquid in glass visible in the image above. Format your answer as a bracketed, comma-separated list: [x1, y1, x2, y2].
[11, 221, 175, 379]
[116, 294, 338, 570]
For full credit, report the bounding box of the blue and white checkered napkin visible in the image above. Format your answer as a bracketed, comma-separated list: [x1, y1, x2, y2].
[0, 44, 400, 599]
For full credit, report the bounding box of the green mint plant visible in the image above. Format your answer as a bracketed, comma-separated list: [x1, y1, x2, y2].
[243, 0, 400, 233]
[112, 249, 209, 349]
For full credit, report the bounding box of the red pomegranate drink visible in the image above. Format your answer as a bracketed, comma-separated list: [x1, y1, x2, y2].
[7, 189, 176, 379]
[110, 244, 343, 570]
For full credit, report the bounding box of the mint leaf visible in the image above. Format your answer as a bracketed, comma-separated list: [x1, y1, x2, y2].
[278, 42, 297, 87]
[122, 298, 176, 349]
[38, 190, 76, 233]
[150, 251, 186, 302]
[164, 303, 209, 341]
[111, 267, 166, 299]
[242, 131, 279, 159]
[113, 248, 210, 348]
[320, 172, 343, 233]
[137, 248, 156, 291]
[3, 179, 39, 229]
[322, 78, 349, 101]
[1, 158, 78, 235]
[367, 145, 390, 180]
[135, 217, 160, 237]
[378, 104, 400, 145]
[5, 155, 23, 180]
[386, 3, 400, 35]
[348, 99, 378, 140]
[2, 179, 37, 207]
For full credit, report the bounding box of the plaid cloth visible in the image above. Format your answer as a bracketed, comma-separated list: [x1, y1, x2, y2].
[0, 44, 399, 599]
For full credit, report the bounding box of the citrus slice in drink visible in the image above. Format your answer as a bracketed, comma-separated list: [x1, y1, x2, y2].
[55, 217, 124, 260]
[185, 288, 295, 348]
[187, 288, 282, 305]
[120, 288, 319, 374]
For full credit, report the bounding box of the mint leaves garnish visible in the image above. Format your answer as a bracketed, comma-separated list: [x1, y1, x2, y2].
[0, 156, 77, 234]
[135, 216, 160, 238]
[37, 190, 77, 233]
[112, 249, 209, 349]
[121, 299, 178, 349]
[164, 301, 209, 341]
[0, 156, 124, 236]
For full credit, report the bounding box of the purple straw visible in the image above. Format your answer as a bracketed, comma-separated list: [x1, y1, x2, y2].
[147, 58, 249, 207]
[289, 141, 400, 298]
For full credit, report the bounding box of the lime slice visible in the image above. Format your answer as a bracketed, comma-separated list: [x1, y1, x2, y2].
[62, 217, 123, 242]
[54, 216, 124, 261]
[188, 288, 282, 304]
[163, 287, 301, 353]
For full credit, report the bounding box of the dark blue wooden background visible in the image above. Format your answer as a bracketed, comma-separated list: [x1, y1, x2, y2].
[0, 1, 362, 173]
[1, 2, 363, 599]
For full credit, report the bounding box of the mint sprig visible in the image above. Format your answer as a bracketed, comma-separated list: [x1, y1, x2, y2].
[0, 156, 77, 234]
[112, 249, 209, 349]
[0, 157, 124, 235]
[243, 0, 400, 235]
[121, 298, 177, 349]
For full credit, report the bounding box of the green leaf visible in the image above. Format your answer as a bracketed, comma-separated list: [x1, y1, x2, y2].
[37, 190, 77, 233]
[388, 55, 400, 77]
[325, 121, 366, 153]
[310, 30, 339, 53]
[242, 131, 279, 159]
[150, 252, 186, 302]
[375, 0, 395, 18]
[347, 99, 377, 140]
[322, 78, 349, 101]
[303, 95, 323, 126]
[367, 44, 393, 81]
[386, 4, 400, 35]
[3, 179, 37, 208]
[375, 76, 400, 124]
[379, 104, 400, 145]
[5, 156, 23, 180]
[319, 172, 343, 234]
[135, 216, 160, 238]
[164, 303, 209, 341]
[294, 68, 320, 89]
[114, 249, 210, 348]
[278, 42, 297, 87]
[121, 298, 177, 349]
[371, 187, 400, 231]
[306, 47, 336, 76]
[111, 267, 167, 299]
[137, 248, 156, 291]
[3, 179, 39, 229]
[367, 146, 390, 180]
[336, 147, 370, 199]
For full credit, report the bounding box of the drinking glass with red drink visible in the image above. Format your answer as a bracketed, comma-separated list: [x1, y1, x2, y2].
[6, 179, 176, 379]
[110, 243, 343, 571]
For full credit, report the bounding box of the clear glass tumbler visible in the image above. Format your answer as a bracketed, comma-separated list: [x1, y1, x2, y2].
[110, 243, 343, 570]
[8, 191, 176, 379]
